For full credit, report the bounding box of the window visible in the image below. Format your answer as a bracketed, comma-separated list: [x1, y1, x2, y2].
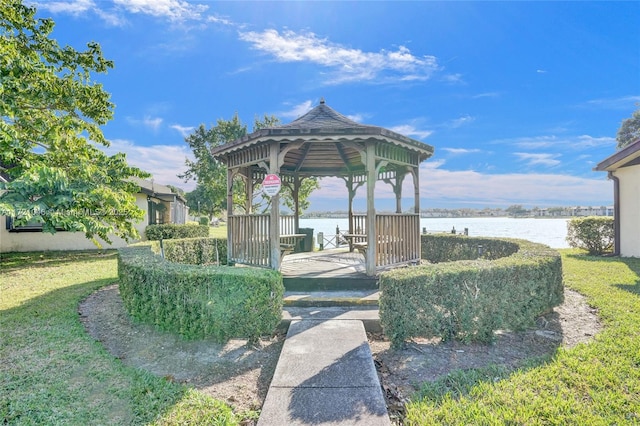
[5, 216, 66, 232]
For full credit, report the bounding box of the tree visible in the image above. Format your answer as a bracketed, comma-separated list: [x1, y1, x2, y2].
[505, 204, 528, 217]
[180, 114, 319, 216]
[0, 1, 148, 245]
[616, 108, 640, 149]
[185, 184, 222, 219]
[178, 115, 246, 217]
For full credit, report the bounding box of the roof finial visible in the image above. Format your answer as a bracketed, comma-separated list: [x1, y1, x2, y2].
[319, 97, 325, 105]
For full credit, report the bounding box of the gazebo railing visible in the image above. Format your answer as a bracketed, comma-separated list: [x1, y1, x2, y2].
[376, 214, 420, 267]
[229, 214, 270, 266]
[228, 214, 298, 267]
[351, 213, 420, 268]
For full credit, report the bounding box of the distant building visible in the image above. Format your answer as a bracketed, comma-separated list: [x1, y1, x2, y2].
[595, 139, 640, 257]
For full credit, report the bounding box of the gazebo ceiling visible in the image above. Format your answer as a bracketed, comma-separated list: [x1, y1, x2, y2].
[211, 99, 435, 177]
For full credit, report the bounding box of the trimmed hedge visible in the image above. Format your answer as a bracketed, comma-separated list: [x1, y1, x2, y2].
[162, 237, 228, 265]
[145, 223, 209, 241]
[422, 234, 519, 263]
[118, 246, 283, 342]
[380, 235, 563, 347]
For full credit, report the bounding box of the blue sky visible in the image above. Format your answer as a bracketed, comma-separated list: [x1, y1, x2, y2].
[33, 0, 639, 211]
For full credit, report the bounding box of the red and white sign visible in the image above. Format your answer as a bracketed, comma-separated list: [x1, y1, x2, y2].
[262, 174, 282, 197]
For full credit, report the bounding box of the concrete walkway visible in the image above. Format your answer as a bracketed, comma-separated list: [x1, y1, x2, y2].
[258, 318, 391, 426]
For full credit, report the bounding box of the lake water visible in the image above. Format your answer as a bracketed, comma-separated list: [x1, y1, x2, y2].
[299, 217, 570, 248]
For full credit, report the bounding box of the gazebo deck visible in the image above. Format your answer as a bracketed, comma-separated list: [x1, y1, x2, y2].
[281, 248, 378, 291]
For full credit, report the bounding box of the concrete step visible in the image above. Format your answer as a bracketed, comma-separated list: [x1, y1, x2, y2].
[282, 306, 382, 333]
[283, 290, 380, 308]
[283, 276, 379, 291]
[258, 319, 391, 426]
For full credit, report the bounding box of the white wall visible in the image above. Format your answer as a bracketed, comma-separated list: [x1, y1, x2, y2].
[0, 194, 150, 253]
[615, 166, 640, 257]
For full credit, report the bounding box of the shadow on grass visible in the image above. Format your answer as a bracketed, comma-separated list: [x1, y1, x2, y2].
[1, 269, 190, 425]
[0, 249, 118, 272]
[563, 252, 640, 297]
[79, 284, 284, 410]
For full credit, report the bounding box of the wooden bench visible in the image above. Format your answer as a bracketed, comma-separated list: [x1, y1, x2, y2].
[279, 234, 306, 261]
[279, 243, 296, 260]
[343, 233, 367, 253]
[352, 242, 368, 257]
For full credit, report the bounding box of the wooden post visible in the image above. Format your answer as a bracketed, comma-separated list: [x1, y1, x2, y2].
[365, 142, 376, 276]
[395, 170, 406, 214]
[347, 176, 354, 234]
[226, 168, 234, 264]
[413, 166, 421, 261]
[293, 175, 300, 232]
[269, 141, 281, 271]
[413, 166, 420, 213]
[244, 167, 253, 214]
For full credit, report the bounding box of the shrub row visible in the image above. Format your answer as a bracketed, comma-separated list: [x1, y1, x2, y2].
[422, 234, 519, 263]
[144, 223, 209, 241]
[161, 237, 228, 265]
[118, 246, 284, 342]
[380, 235, 563, 347]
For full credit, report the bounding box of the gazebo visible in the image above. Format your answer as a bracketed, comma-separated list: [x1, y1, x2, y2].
[211, 99, 434, 276]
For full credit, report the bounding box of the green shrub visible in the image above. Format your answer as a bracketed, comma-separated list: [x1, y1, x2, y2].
[422, 234, 519, 263]
[162, 237, 228, 265]
[198, 216, 209, 226]
[380, 236, 563, 347]
[117, 246, 283, 342]
[145, 223, 209, 240]
[566, 216, 614, 255]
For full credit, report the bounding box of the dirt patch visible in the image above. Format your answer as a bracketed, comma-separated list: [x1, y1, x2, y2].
[369, 288, 602, 421]
[79, 286, 600, 422]
[78, 284, 285, 416]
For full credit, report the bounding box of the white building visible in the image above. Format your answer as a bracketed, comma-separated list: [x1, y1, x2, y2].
[1, 178, 188, 253]
[595, 139, 640, 257]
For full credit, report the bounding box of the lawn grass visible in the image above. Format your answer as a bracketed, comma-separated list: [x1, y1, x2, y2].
[208, 224, 227, 239]
[2, 248, 639, 424]
[404, 249, 640, 425]
[0, 250, 243, 425]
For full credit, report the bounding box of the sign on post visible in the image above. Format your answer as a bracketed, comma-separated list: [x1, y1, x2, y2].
[262, 174, 282, 197]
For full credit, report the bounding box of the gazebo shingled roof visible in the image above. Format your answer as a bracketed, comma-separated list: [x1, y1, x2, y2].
[212, 99, 435, 275]
[211, 99, 434, 177]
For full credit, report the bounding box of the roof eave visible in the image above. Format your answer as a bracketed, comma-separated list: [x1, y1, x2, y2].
[594, 139, 640, 172]
[211, 127, 434, 160]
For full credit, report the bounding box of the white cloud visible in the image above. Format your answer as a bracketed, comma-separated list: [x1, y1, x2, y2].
[441, 73, 464, 84]
[113, 0, 208, 22]
[207, 14, 235, 26]
[104, 139, 195, 191]
[415, 163, 611, 206]
[238, 29, 439, 84]
[346, 113, 365, 123]
[446, 114, 475, 129]
[583, 95, 640, 110]
[143, 116, 163, 130]
[496, 135, 616, 150]
[442, 148, 482, 155]
[126, 115, 164, 131]
[536, 69, 548, 74]
[472, 92, 500, 99]
[388, 124, 433, 140]
[170, 124, 195, 138]
[309, 161, 612, 209]
[514, 152, 561, 167]
[279, 100, 314, 120]
[35, 0, 95, 15]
